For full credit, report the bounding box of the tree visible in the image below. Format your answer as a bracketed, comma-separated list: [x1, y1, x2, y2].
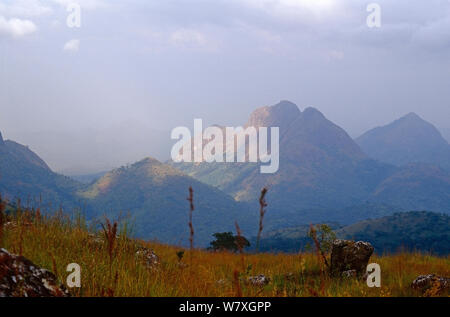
[308, 224, 336, 269]
[209, 232, 250, 252]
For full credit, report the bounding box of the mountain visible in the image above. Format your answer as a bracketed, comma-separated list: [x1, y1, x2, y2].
[172, 101, 450, 220]
[172, 101, 395, 213]
[0, 131, 82, 209]
[256, 211, 450, 255]
[356, 113, 450, 171]
[78, 157, 256, 247]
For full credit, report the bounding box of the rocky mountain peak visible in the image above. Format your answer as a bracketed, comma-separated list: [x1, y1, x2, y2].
[245, 100, 301, 129]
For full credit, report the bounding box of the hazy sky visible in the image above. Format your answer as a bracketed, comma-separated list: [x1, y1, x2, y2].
[1, 0, 450, 172]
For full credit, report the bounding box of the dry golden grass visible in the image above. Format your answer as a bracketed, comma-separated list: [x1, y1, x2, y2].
[1, 208, 449, 297]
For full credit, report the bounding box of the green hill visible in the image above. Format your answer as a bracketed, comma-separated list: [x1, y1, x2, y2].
[78, 157, 256, 247]
[337, 211, 450, 255]
[0, 134, 82, 210]
[262, 203, 406, 231]
[256, 211, 450, 255]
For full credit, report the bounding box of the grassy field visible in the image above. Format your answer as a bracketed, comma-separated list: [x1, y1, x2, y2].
[1, 206, 449, 297]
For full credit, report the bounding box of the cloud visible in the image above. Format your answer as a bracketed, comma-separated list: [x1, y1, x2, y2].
[0, 0, 52, 18]
[241, 0, 338, 21]
[0, 16, 37, 38]
[0, 0, 107, 20]
[51, 0, 108, 11]
[63, 39, 80, 51]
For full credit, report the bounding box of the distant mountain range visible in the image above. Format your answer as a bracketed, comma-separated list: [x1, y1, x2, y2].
[171, 101, 450, 217]
[356, 112, 450, 171]
[1, 101, 450, 248]
[256, 211, 450, 255]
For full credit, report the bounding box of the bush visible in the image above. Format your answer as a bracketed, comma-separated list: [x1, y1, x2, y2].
[209, 232, 250, 252]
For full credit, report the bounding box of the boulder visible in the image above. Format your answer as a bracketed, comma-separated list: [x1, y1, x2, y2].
[411, 274, 449, 295]
[0, 248, 69, 297]
[330, 239, 374, 277]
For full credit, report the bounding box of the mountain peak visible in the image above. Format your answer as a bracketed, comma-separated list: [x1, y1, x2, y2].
[137, 157, 162, 166]
[403, 112, 420, 119]
[273, 100, 300, 112]
[245, 100, 301, 128]
[394, 112, 437, 131]
[357, 112, 450, 170]
[132, 157, 185, 178]
[302, 107, 325, 120]
[399, 112, 424, 123]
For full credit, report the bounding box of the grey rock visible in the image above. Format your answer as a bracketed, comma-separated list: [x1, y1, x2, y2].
[330, 239, 374, 277]
[411, 274, 449, 294]
[0, 248, 69, 297]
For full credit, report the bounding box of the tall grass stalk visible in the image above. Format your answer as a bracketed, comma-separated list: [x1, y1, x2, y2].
[187, 186, 195, 251]
[256, 187, 268, 252]
[101, 218, 118, 278]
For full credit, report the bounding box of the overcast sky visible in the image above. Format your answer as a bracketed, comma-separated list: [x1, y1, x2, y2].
[1, 0, 450, 172]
